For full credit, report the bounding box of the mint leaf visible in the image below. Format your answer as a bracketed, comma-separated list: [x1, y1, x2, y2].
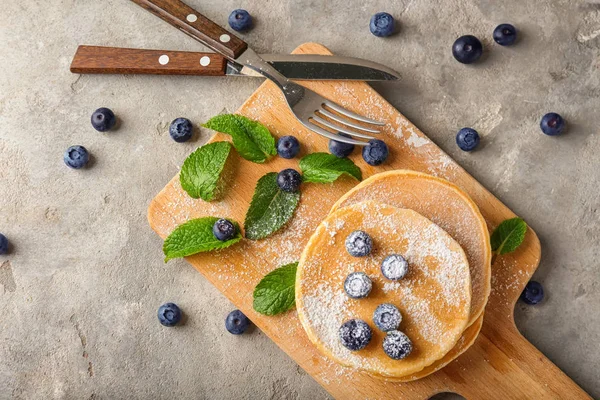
[180, 142, 231, 201]
[253, 262, 298, 316]
[244, 172, 300, 240]
[299, 152, 362, 183]
[163, 217, 242, 262]
[203, 114, 276, 163]
[490, 217, 527, 255]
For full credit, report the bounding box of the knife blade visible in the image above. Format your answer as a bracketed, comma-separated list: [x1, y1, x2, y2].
[71, 46, 399, 81]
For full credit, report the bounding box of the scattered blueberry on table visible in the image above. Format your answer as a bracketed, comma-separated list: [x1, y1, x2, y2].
[493, 24, 517, 46]
[373, 303, 402, 332]
[225, 309, 250, 334]
[213, 219, 236, 242]
[91, 107, 116, 132]
[157, 302, 183, 327]
[329, 133, 355, 158]
[0, 233, 9, 255]
[276, 135, 300, 159]
[169, 118, 194, 143]
[381, 254, 409, 281]
[452, 35, 483, 64]
[63, 145, 90, 169]
[362, 139, 389, 166]
[345, 230, 373, 257]
[344, 272, 373, 299]
[456, 127, 480, 152]
[276, 168, 302, 193]
[540, 113, 565, 136]
[228, 9, 252, 32]
[383, 330, 413, 360]
[521, 281, 544, 305]
[339, 319, 372, 351]
[370, 12, 395, 37]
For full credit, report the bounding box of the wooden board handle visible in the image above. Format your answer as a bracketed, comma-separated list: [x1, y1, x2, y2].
[70, 46, 227, 76]
[437, 314, 593, 399]
[130, 0, 247, 60]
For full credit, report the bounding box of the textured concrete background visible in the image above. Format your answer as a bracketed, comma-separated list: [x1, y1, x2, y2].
[1, 0, 599, 399]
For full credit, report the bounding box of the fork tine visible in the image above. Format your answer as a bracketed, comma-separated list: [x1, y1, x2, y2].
[311, 115, 376, 140]
[317, 109, 380, 134]
[304, 121, 369, 146]
[323, 100, 385, 126]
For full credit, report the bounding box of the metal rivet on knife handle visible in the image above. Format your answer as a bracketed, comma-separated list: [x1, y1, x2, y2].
[158, 55, 170, 65]
[200, 56, 211, 66]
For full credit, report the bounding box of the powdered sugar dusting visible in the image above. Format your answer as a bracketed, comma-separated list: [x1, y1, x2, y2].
[383, 282, 401, 293]
[297, 201, 471, 376]
[358, 203, 469, 309]
[335, 172, 491, 324]
[302, 284, 366, 365]
[406, 131, 430, 148]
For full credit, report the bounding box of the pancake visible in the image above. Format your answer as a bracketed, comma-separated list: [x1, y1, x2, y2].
[331, 170, 491, 326]
[296, 201, 472, 378]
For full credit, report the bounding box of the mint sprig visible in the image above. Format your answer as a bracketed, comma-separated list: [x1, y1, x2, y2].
[163, 217, 242, 262]
[490, 217, 527, 255]
[299, 152, 362, 183]
[244, 172, 300, 240]
[180, 141, 231, 201]
[203, 114, 276, 163]
[253, 262, 298, 316]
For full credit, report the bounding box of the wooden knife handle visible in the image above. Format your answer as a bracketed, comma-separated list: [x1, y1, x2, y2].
[130, 0, 247, 60]
[70, 46, 227, 76]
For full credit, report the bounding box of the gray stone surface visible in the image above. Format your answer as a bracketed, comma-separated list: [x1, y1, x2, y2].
[1, 0, 599, 399]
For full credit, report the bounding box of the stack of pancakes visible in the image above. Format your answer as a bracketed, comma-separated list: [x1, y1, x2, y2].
[296, 170, 491, 381]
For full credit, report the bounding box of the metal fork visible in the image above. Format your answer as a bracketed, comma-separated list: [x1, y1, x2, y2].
[130, 0, 385, 146]
[241, 49, 383, 146]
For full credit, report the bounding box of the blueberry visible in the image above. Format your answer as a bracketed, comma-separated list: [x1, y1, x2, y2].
[373, 303, 402, 332]
[225, 309, 251, 334]
[91, 108, 116, 132]
[157, 302, 182, 327]
[370, 12, 395, 37]
[228, 9, 252, 32]
[362, 139, 389, 166]
[456, 128, 480, 152]
[63, 145, 90, 169]
[277, 135, 300, 159]
[0, 233, 8, 255]
[169, 118, 194, 143]
[381, 254, 409, 281]
[345, 230, 373, 257]
[540, 113, 565, 136]
[344, 272, 373, 299]
[213, 219, 236, 241]
[383, 330, 413, 360]
[521, 281, 544, 305]
[493, 24, 517, 46]
[329, 133, 355, 158]
[339, 319, 372, 351]
[452, 35, 483, 64]
[277, 168, 302, 193]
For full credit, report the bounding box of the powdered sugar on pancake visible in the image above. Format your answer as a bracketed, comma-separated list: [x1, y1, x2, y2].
[296, 201, 471, 378]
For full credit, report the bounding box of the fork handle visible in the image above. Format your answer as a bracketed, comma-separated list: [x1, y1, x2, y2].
[70, 46, 227, 76]
[130, 0, 247, 60]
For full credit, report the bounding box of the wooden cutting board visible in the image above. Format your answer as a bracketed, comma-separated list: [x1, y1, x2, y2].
[148, 43, 591, 399]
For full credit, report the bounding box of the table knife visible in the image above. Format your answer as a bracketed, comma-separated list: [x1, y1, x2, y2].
[70, 45, 399, 81]
[128, 0, 399, 83]
[129, 0, 390, 147]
